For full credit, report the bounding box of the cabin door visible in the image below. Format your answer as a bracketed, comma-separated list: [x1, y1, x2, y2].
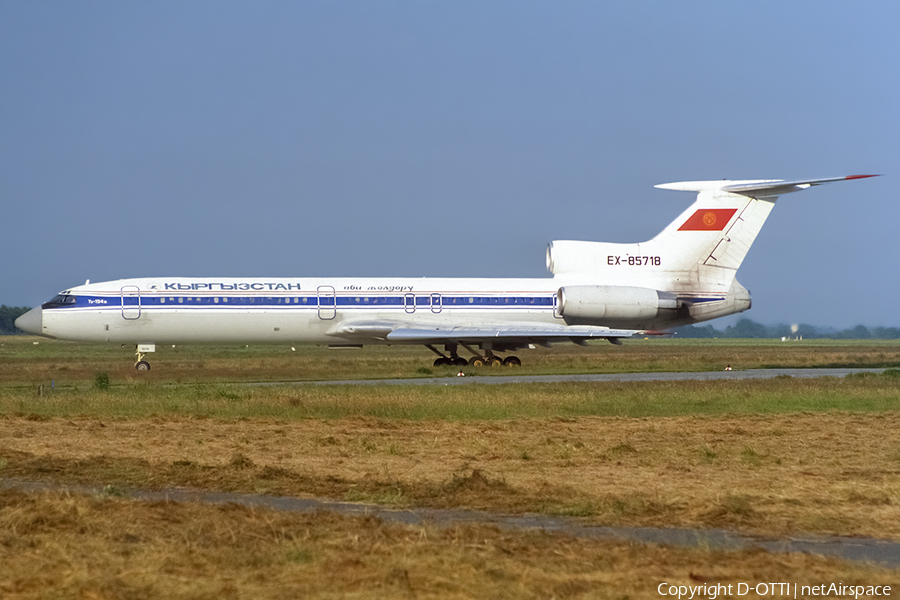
[121, 285, 141, 320]
[317, 285, 336, 320]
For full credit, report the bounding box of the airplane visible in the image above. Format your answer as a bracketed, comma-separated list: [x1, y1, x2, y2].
[15, 174, 878, 371]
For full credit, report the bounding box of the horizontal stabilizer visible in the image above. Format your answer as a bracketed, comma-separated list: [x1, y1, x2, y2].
[656, 174, 880, 198]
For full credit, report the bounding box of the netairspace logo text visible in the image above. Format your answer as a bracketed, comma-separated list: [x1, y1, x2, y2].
[658, 582, 891, 599]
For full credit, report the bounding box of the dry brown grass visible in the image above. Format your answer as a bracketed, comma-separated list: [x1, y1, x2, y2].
[0, 488, 896, 600]
[2, 412, 899, 538]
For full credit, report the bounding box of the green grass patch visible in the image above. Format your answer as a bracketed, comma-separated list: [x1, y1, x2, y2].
[1, 372, 898, 421]
[4, 336, 900, 388]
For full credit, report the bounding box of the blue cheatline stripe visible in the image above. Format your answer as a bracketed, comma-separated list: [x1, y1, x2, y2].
[58, 294, 558, 310]
[50, 293, 727, 312]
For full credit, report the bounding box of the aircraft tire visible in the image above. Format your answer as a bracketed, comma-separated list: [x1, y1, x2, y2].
[135, 361, 151, 371]
[451, 357, 468, 366]
[468, 357, 485, 367]
[488, 357, 503, 367]
[433, 357, 451, 367]
[503, 356, 522, 367]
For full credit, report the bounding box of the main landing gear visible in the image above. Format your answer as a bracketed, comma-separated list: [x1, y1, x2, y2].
[426, 344, 521, 368]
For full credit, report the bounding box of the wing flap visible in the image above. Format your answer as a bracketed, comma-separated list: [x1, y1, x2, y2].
[327, 318, 640, 344]
[385, 324, 640, 343]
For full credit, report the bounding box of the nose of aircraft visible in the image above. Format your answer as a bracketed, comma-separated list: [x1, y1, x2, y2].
[15, 306, 43, 335]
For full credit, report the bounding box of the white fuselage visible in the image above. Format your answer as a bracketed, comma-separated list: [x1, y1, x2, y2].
[42, 276, 563, 345]
[36, 273, 746, 346]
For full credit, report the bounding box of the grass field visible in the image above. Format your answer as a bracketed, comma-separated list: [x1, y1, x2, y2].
[2, 336, 899, 597]
[3, 335, 900, 386]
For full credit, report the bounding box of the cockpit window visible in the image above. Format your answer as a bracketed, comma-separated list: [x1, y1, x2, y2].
[43, 294, 77, 308]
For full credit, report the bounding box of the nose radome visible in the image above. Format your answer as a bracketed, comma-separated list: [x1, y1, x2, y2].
[15, 307, 43, 335]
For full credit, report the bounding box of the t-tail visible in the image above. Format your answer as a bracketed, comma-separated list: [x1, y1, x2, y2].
[547, 175, 880, 329]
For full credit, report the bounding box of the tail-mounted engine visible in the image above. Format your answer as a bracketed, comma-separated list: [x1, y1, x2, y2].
[556, 285, 678, 321]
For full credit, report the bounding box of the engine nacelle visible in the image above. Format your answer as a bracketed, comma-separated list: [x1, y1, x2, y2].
[547, 241, 615, 275]
[556, 285, 677, 321]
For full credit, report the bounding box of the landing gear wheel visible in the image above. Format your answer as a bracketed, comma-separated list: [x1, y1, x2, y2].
[434, 357, 451, 367]
[487, 356, 503, 367]
[451, 356, 468, 366]
[135, 361, 151, 371]
[503, 356, 521, 367]
[468, 357, 485, 367]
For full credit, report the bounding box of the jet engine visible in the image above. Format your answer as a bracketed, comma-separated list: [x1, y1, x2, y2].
[556, 285, 678, 321]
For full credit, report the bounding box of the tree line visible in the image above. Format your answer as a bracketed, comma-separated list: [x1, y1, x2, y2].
[673, 318, 900, 340]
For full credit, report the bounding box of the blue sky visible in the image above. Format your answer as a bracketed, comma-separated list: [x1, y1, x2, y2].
[2, 2, 897, 328]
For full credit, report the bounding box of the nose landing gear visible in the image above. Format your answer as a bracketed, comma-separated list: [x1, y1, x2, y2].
[133, 344, 155, 371]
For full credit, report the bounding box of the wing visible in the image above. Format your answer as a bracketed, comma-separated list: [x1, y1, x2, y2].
[327, 319, 641, 349]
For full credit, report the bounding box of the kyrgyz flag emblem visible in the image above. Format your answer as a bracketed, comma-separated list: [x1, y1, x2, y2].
[678, 208, 738, 231]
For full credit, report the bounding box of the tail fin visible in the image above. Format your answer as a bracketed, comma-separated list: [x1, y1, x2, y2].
[651, 175, 880, 296]
[548, 175, 879, 298]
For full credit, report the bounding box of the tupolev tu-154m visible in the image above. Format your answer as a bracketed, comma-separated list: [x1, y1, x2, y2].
[16, 175, 878, 370]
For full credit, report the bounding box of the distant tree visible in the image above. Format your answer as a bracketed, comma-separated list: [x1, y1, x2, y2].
[671, 324, 719, 338]
[0, 305, 31, 334]
[796, 323, 827, 339]
[833, 325, 872, 340]
[724, 318, 771, 338]
[767, 323, 795, 339]
[872, 327, 900, 340]
[850, 325, 872, 339]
